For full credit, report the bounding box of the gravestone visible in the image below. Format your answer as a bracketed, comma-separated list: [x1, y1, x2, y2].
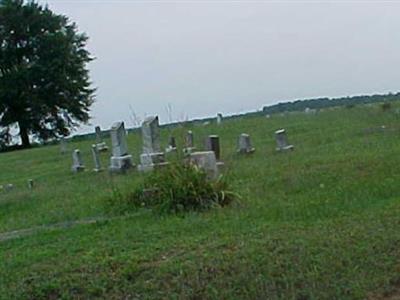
[60, 137, 67, 154]
[275, 129, 294, 152]
[142, 116, 161, 154]
[95, 126, 108, 152]
[138, 116, 167, 172]
[165, 136, 177, 153]
[189, 151, 219, 180]
[71, 149, 85, 172]
[205, 135, 221, 160]
[27, 179, 34, 190]
[91, 144, 103, 172]
[4, 184, 14, 192]
[109, 121, 134, 173]
[183, 130, 195, 154]
[237, 133, 255, 154]
[217, 113, 223, 125]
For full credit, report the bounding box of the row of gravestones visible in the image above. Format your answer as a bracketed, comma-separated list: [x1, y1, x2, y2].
[69, 115, 294, 180]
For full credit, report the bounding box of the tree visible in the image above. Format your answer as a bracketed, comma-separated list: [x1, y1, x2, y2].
[0, 0, 95, 148]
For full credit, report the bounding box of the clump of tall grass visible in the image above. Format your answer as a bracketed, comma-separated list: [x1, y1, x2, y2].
[108, 162, 237, 215]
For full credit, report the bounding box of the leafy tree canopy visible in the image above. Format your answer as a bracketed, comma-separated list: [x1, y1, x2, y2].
[0, 0, 95, 148]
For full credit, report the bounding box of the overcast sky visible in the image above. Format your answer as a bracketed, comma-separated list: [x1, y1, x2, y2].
[42, 0, 400, 133]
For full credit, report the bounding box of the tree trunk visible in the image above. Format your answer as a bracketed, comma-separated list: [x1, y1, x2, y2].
[18, 122, 31, 148]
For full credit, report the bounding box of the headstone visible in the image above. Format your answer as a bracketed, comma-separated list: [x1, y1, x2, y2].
[237, 133, 255, 154]
[189, 151, 219, 180]
[91, 144, 103, 172]
[138, 116, 167, 172]
[205, 135, 221, 160]
[165, 136, 177, 153]
[4, 183, 14, 192]
[27, 179, 34, 190]
[142, 116, 161, 154]
[71, 149, 85, 172]
[109, 121, 134, 173]
[275, 129, 294, 152]
[95, 126, 108, 152]
[217, 113, 223, 125]
[183, 130, 195, 154]
[60, 137, 67, 154]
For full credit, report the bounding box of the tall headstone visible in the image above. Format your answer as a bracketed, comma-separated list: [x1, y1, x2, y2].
[138, 116, 167, 172]
[142, 116, 161, 154]
[91, 144, 103, 172]
[109, 121, 134, 173]
[189, 151, 219, 180]
[275, 129, 294, 152]
[186, 131, 194, 148]
[237, 133, 255, 154]
[71, 149, 85, 173]
[205, 135, 221, 160]
[217, 113, 223, 125]
[183, 130, 195, 155]
[95, 126, 108, 152]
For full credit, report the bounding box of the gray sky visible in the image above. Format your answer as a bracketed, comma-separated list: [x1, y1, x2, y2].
[43, 0, 400, 133]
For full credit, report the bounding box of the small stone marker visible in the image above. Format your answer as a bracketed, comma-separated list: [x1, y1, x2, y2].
[237, 133, 255, 154]
[183, 130, 195, 154]
[71, 149, 85, 173]
[138, 116, 168, 172]
[60, 137, 67, 154]
[189, 151, 219, 180]
[27, 179, 34, 190]
[109, 121, 134, 173]
[4, 183, 14, 192]
[95, 126, 108, 152]
[275, 129, 294, 152]
[205, 135, 221, 160]
[216, 113, 223, 125]
[91, 144, 103, 172]
[165, 136, 177, 153]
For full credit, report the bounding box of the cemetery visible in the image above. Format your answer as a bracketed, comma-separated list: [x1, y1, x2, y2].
[1, 102, 400, 299]
[1, 1, 399, 299]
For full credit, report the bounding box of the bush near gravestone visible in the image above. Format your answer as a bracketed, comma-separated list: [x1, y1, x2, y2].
[108, 163, 237, 215]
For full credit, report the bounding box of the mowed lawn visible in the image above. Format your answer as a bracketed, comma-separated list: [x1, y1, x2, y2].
[1, 103, 400, 299]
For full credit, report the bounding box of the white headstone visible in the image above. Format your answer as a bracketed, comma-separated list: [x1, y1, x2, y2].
[183, 130, 196, 155]
[139, 116, 167, 172]
[237, 133, 255, 154]
[72, 149, 85, 172]
[91, 144, 103, 172]
[95, 126, 108, 152]
[217, 113, 223, 125]
[189, 151, 219, 180]
[275, 129, 294, 152]
[142, 116, 161, 154]
[27, 179, 34, 190]
[109, 121, 134, 173]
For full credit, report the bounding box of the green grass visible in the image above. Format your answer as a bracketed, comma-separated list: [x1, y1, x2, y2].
[1, 103, 400, 299]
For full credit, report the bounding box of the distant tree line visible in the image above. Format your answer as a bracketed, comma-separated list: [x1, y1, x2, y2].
[262, 92, 400, 114]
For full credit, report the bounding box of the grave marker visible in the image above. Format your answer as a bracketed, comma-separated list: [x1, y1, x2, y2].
[109, 121, 134, 172]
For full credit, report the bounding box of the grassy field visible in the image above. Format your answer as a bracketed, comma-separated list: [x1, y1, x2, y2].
[1, 103, 400, 299]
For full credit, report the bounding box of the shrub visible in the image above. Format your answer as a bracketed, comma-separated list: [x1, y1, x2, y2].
[120, 163, 237, 214]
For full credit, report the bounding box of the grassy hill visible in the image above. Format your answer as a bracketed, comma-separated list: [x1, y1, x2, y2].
[1, 103, 400, 299]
